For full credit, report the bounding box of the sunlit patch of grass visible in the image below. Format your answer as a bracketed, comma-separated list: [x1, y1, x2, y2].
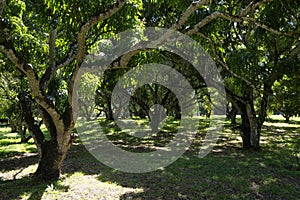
[0, 163, 38, 181]
[0, 131, 37, 158]
[40, 172, 143, 200]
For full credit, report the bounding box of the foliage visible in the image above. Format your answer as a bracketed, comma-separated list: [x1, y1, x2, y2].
[271, 74, 300, 122]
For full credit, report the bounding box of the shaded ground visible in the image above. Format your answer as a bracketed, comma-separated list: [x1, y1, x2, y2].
[0, 116, 299, 199]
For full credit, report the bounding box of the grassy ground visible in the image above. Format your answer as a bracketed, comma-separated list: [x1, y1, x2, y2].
[0, 116, 299, 200]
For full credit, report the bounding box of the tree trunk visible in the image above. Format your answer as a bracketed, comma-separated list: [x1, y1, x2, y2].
[19, 92, 72, 180]
[240, 104, 251, 149]
[20, 126, 33, 143]
[106, 99, 114, 120]
[10, 122, 18, 133]
[227, 104, 238, 125]
[283, 114, 290, 123]
[246, 103, 260, 149]
[227, 86, 263, 150]
[239, 102, 260, 150]
[230, 107, 237, 125]
[35, 140, 69, 180]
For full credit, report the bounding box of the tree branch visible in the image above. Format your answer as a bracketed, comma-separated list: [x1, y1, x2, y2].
[119, 0, 211, 67]
[239, 0, 272, 17]
[195, 32, 258, 89]
[0, 43, 65, 134]
[225, 87, 247, 105]
[67, 0, 126, 126]
[170, 0, 210, 30]
[187, 11, 299, 37]
[76, 0, 126, 65]
[56, 42, 77, 69]
[0, 0, 5, 16]
[40, 19, 57, 92]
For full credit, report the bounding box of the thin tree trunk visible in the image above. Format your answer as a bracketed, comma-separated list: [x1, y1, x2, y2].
[227, 104, 238, 125]
[20, 126, 33, 143]
[239, 102, 260, 150]
[240, 104, 251, 149]
[227, 87, 262, 150]
[246, 103, 260, 149]
[106, 99, 114, 120]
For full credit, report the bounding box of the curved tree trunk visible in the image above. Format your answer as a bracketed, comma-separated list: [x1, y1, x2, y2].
[227, 89, 262, 150]
[35, 139, 70, 180]
[19, 92, 72, 180]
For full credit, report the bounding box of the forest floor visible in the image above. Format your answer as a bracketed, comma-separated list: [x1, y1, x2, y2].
[0, 116, 299, 200]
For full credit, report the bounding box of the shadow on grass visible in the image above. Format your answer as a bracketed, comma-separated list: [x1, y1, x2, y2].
[0, 153, 38, 172]
[0, 176, 69, 200]
[61, 138, 300, 199]
[0, 118, 299, 199]
[62, 118, 300, 199]
[265, 116, 300, 125]
[1, 141, 299, 199]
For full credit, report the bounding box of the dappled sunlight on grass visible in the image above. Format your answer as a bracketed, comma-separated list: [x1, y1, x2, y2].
[0, 163, 38, 181]
[40, 172, 144, 200]
[0, 116, 299, 199]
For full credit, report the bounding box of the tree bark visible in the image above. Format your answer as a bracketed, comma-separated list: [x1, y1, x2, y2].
[227, 88, 261, 150]
[226, 103, 238, 125]
[238, 103, 259, 149]
[35, 139, 70, 180]
[19, 92, 72, 180]
[246, 103, 260, 149]
[106, 99, 114, 120]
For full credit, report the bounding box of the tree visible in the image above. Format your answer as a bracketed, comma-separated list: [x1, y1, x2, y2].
[272, 74, 300, 122]
[0, 0, 141, 180]
[0, 66, 33, 142]
[0, 0, 299, 180]
[134, 0, 300, 149]
[78, 73, 99, 121]
[205, 0, 300, 149]
[95, 68, 128, 120]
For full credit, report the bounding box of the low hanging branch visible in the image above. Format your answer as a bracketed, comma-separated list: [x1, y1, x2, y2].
[119, 0, 210, 68]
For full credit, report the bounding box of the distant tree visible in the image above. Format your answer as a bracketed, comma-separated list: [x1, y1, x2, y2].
[272, 74, 300, 122]
[78, 73, 99, 121]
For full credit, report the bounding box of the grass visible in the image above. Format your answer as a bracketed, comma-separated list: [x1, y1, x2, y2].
[0, 116, 299, 199]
